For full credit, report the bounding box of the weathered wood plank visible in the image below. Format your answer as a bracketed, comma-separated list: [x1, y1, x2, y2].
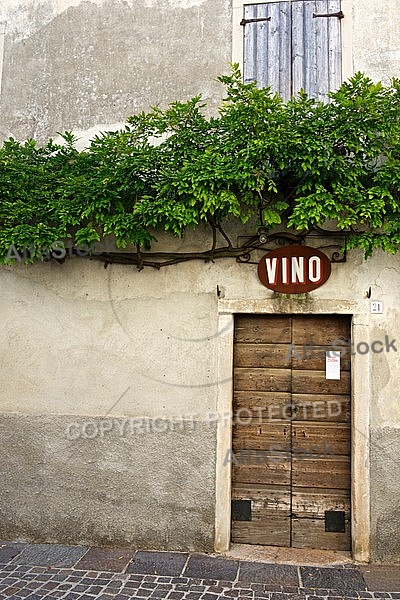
[234, 391, 292, 421]
[255, 3, 269, 89]
[234, 343, 292, 368]
[292, 370, 350, 395]
[268, 1, 291, 100]
[291, 517, 350, 550]
[292, 422, 350, 457]
[292, 487, 350, 519]
[232, 483, 291, 513]
[233, 461, 291, 486]
[292, 0, 305, 98]
[314, 0, 330, 99]
[291, 346, 350, 370]
[234, 367, 292, 392]
[292, 457, 350, 489]
[305, 0, 318, 97]
[291, 315, 350, 346]
[243, 4, 257, 85]
[232, 518, 290, 546]
[292, 394, 351, 422]
[233, 422, 290, 450]
[327, 0, 342, 93]
[234, 315, 291, 344]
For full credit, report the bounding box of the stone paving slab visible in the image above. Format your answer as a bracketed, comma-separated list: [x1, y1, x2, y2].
[75, 548, 135, 573]
[9, 543, 88, 568]
[360, 567, 400, 592]
[0, 541, 27, 564]
[300, 567, 366, 592]
[183, 555, 239, 581]
[237, 562, 299, 586]
[127, 552, 189, 577]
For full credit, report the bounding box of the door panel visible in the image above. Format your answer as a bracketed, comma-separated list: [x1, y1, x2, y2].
[291, 394, 351, 422]
[292, 488, 350, 518]
[234, 315, 291, 343]
[235, 367, 292, 392]
[234, 391, 292, 415]
[291, 518, 351, 550]
[232, 518, 291, 546]
[291, 348, 350, 370]
[291, 314, 350, 345]
[292, 370, 350, 395]
[292, 422, 351, 455]
[292, 456, 350, 489]
[232, 461, 291, 486]
[233, 422, 290, 450]
[234, 343, 292, 368]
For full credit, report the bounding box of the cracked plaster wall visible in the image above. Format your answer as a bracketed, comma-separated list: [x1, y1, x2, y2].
[0, 0, 231, 142]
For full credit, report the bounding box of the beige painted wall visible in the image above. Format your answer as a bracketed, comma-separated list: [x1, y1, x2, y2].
[2, 242, 400, 424]
[1, 243, 400, 557]
[0, 0, 232, 143]
[0, 0, 399, 560]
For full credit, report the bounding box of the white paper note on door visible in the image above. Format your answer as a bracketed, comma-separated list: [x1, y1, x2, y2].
[326, 351, 340, 380]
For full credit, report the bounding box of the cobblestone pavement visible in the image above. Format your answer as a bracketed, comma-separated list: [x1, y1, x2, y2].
[1, 542, 400, 600]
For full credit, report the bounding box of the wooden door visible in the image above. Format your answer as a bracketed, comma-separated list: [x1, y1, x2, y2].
[231, 314, 351, 550]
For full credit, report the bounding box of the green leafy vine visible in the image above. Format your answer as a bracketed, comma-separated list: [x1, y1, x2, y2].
[1, 66, 400, 266]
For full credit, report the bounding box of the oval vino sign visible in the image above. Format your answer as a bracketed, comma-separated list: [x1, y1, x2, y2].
[257, 245, 331, 294]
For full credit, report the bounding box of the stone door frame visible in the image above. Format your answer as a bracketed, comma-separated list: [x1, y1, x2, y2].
[214, 298, 370, 563]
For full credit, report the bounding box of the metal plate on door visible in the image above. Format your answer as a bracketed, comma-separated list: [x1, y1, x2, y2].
[325, 510, 346, 533]
[232, 500, 252, 521]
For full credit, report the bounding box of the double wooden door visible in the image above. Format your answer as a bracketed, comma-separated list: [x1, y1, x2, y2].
[231, 314, 351, 550]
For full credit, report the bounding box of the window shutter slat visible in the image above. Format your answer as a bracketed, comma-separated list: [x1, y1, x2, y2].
[256, 4, 270, 89]
[327, 0, 342, 93]
[292, 1, 306, 97]
[312, 0, 329, 98]
[275, 2, 291, 100]
[292, 0, 342, 100]
[243, 2, 291, 100]
[243, 4, 258, 85]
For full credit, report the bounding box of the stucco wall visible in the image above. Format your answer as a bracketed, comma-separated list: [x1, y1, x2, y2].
[0, 0, 399, 560]
[0, 0, 231, 143]
[0, 252, 221, 550]
[1, 243, 400, 557]
[352, 0, 400, 84]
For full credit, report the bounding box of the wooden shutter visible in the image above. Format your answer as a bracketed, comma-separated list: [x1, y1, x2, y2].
[243, 0, 342, 101]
